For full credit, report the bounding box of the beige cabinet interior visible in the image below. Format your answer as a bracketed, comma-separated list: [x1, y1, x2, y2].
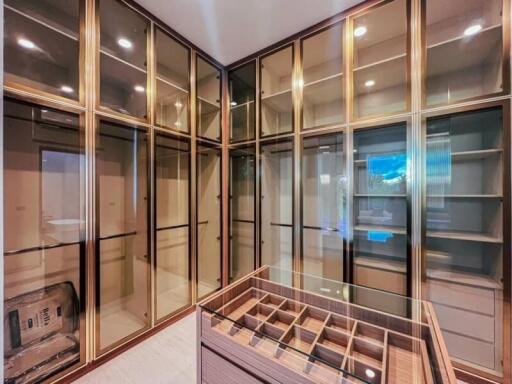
[197, 145, 222, 298]
[96, 121, 149, 352]
[197, 57, 221, 141]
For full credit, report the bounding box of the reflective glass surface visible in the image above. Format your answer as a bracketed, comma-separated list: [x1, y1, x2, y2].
[424, 107, 504, 375]
[197, 57, 221, 141]
[302, 23, 345, 129]
[261, 46, 293, 136]
[5, 0, 80, 99]
[260, 140, 293, 283]
[352, 124, 408, 299]
[352, 0, 408, 119]
[302, 134, 346, 286]
[96, 120, 149, 352]
[155, 134, 190, 321]
[425, 0, 503, 105]
[155, 28, 190, 132]
[229, 146, 256, 282]
[99, 0, 149, 118]
[4, 99, 85, 382]
[229, 61, 256, 142]
[197, 145, 222, 298]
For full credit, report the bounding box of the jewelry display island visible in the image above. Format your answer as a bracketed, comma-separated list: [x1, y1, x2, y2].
[197, 266, 456, 384]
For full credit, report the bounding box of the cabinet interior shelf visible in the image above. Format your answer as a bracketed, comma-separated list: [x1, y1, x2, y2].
[354, 255, 406, 274]
[426, 230, 502, 244]
[450, 148, 502, 161]
[6, 4, 79, 41]
[156, 75, 188, 94]
[427, 24, 501, 50]
[353, 52, 406, 72]
[197, 96, 221, 113]
[303, 72, 343, 88]
[354, 224, 406, 235]
[354, 193, 406, 198]
[230, 99, 254, 111]
[100, 49, 147, 74]
[427, 194, 502, 199]
[261, 89, 293, 112]
[426, 265, 502, 290]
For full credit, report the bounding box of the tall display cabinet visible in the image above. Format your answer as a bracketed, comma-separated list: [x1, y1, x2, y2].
[227, 0, 511, 383]
[3, 0, 224, 382]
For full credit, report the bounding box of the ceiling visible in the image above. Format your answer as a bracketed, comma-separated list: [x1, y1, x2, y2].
[134, 0, 364, 65]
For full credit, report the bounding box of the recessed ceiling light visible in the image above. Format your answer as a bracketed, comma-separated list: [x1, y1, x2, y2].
[354, 26, 367, 37]
[230, 101, 237, 106]
[134, 85, 145, 93]
[464, 24, 482, 36]
[319, 145, 330, 150]
[175, 121, 182, 127]
[175, 100, 183, 108]
[365, 80, 375, 87]
[365, 369, 376, 379]
[61, 85, 74, 93]
[18, 38, 36, 49]
[117, 38, 133, 49]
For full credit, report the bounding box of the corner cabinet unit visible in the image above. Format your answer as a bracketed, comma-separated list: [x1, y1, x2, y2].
[422, 103, 510, 380]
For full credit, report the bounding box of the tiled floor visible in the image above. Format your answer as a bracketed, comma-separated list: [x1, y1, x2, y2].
[75, 313, 196, 384]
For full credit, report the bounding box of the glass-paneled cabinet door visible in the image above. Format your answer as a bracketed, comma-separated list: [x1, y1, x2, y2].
[155, 134, 190, 322]
[99, 0, 149, 119]
[351, 0, 409, 120]
[197, 145, 222, 298]
[424, 0, 505, 106]
[423, 107, 506, 376]
[155, 28, 190, 133]
[260, 139, 293, 284]
[229, 146, 256, 282]
[197, 57, 221, 141]
[301, 133, 345, 288]
[96, 120, 150, 354]
[229, 61, 256, 142]
[4, 0, 81, 100]
[4, 99, 85, 383]
[260, 46, 294, 137]
[352, 123, 409, 304]
[302, 23, 345, 129]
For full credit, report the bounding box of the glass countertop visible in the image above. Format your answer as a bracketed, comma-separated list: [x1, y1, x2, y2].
[199, 266, 445, 384]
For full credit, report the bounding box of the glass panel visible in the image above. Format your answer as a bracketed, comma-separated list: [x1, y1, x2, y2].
[197, 145, 222, 298]
[197, 57, 221, 141]
[260, 140, 293, 284]
[229, 146, 256, 282]
[155, 28, 190, 133]
[261, 46, 293, 136]
[229, 61, 256, 142]
[4, 100, 84, 383]
[4, 0, 80, 99]
[352, 0, 408, 119]
[155, 134, 190, 321]
[96, 121, 149, 352]
[302, 134, 345, 286]
[99, 0, 148, 118]
[352, 124, 408, 298]
[200, 267, 450, 384]
[424, 107, 504, 375]
[302, 23, 344, 129]
[425, 0, 503, 106]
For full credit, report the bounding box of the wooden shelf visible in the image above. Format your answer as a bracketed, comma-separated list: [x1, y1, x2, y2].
[354, 256, 406, 274]
[427, 194, 502, 199]
[303, 72, 343, 88]
[426, 230, 502, 244]
[198, 96, 221, 114]
[353, 53, 406, 72]
[450, 148, 502, 161]
[231, 99, 254, 111]
[156, 75, 189, 94]
[427, 24, 501, 50]
[303, 75, 343, 106]
[354, 194, 406, 198]
[354, 224, 406, 235]
[261, 89, 293, 113]
[426, 266, 502, 290]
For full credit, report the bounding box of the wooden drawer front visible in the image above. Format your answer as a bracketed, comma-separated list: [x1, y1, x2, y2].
[355, 265, 406, 295]
[442, 330, 495, 370]
[426, 279, 494, 316]
[202, 347, 263, 384]
[433, 302, 495, 343]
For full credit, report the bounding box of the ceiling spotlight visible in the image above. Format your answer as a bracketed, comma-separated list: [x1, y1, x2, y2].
[134, 85, 145, 93]
[60, 85, 74, 93]
[464, 24, 482, 36]
[117, 38, 133, 49]
[18, 38, 36, 49]
[230, 101, 238, 106]
[365, 79, 375, 87]
[354, 26, 367, 37]
[174, 100, 183, 108]
[365, 369, 376, 379]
